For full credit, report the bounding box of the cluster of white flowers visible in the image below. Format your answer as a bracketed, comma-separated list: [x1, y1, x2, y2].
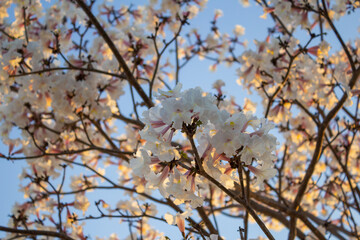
[130, 83, 278, 211]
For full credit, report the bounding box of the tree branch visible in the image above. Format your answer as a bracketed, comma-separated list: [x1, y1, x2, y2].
[0, 226, 74, 240]
[74, 0, 153, 108]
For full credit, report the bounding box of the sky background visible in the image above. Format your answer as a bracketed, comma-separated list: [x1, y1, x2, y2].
[0, 0, 359, 239]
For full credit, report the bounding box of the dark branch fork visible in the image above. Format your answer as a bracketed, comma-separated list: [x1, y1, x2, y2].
[74, 0, 154, 109]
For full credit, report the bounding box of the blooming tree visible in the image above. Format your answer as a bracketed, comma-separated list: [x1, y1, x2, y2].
[0, 0, 360, 239]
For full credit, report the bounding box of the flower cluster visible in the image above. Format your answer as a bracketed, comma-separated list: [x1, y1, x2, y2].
[131, 83, 278, 211]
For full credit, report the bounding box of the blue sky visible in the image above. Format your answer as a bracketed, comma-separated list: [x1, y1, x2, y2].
[0, 0, 359, 239]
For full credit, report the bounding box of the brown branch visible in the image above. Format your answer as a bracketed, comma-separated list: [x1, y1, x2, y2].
[288, 67, 360, 239]
[149, 19, 185, 99]
[196, 207, 218, 235]
[74, 0, 153, 108]
[88, 118, 129, 160]
[206, 175, 274, 239]
[264, 36, 314, 118]
[22, 7, 29, 43]
[321, 0, 355, 71]
[250, 192, 346, 239]
[10, 67, 125, 79]
[0, 226, 74, 240]
[175, 37, 180, 84]
[112, 113, 145, 128]
[293, 100, 319, 125]
[1, 146, 132, 161]
[166, 199, 210, 238]
[249, 201, 306, 240]
[324, 135, 360, 211]
[258, 0, 292, 36]
[0, 28, 16, 40]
